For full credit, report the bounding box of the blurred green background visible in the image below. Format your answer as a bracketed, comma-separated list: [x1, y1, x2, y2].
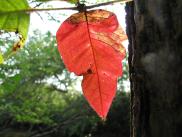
[0, 0, 130, 137]
[0, 30, 130, 137]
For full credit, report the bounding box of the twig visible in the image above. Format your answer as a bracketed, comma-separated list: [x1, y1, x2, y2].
[26, 6, 78, 12]
[87, 0, 133, 9]
[45, 12, 60, 23]
[0, 0, 133, 14]
[29, 114, 82, 137]
[35, 12, 44, 22]
[33, 2, 44, 8]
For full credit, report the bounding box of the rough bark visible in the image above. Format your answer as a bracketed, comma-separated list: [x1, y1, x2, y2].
[126, 0, 182, 137]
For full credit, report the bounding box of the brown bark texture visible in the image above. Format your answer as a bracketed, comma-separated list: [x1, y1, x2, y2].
[125, 0, 182, 137]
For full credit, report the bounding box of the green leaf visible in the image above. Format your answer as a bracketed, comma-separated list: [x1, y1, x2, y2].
[0, 52, 4, 64]
[0, 0, 30, 43]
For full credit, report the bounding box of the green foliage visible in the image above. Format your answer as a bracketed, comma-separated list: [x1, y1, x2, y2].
[0, 1, 130, 136]
[0, 0, 30, 40]
[0, 0, 30, 63]
[0, 30, 130, 137]
[0, 30, 77, 125]
[0, 31, 101, 137]
[0, 52, 3, 64]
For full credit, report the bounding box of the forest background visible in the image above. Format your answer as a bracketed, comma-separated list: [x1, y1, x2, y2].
[0, 0, 130, 137]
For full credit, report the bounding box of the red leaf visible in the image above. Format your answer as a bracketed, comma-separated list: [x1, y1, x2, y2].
[56, 9, 127, 118]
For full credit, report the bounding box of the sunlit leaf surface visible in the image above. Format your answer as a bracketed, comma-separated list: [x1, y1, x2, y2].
[0, 0, 30, 45]
[57, 9, 127, 118]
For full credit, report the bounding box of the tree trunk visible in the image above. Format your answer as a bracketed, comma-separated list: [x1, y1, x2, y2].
[125, 1, 182, 137]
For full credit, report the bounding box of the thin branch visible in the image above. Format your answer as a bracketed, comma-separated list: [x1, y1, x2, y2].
[29, 114, 82, 137]
[36, 12, 44, 21]
[33, 2, 44, 8]
[26, 6, 78, 12]
[29, 0, 133, 12]
[87, 0, 133, 9]
[0, 0, 133, 14]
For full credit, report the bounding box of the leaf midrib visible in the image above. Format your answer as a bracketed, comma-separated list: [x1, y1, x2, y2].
[84, 11, 104, 117]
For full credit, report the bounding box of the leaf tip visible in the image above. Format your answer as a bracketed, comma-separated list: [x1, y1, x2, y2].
[12, 39, 25, 52]
[101, 117, 107, 121]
